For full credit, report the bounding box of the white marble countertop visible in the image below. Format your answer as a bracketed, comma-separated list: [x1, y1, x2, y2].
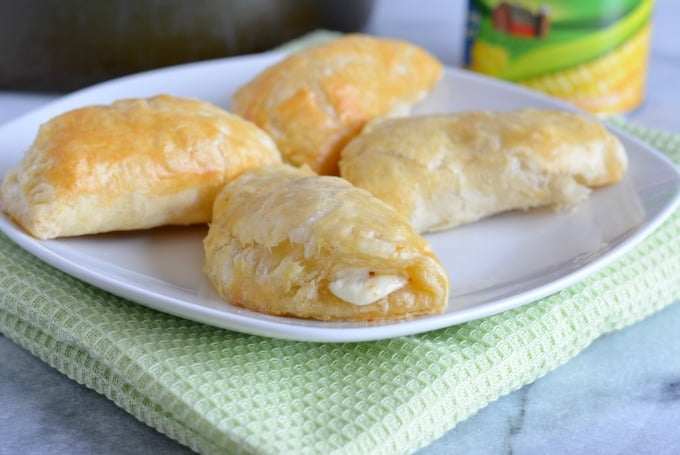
[1, 1, 679, 454]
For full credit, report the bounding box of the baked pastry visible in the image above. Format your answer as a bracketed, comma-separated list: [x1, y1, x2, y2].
[0, 94, 281, 239]
[203, 164, 449, 322]
[339, 109, 628, 233]
[231, 34, 443, 175]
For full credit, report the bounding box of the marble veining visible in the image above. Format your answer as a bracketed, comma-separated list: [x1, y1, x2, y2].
[659, 379, 680, 402]
[507, 387, 528, 441]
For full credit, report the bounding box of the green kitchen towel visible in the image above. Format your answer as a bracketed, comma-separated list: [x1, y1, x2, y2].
[0, 120, 678, 455]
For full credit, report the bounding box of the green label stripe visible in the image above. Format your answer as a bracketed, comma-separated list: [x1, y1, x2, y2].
[499, 0, 653, 80]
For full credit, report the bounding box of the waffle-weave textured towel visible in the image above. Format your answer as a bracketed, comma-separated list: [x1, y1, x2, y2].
[1, 119, 679, 453]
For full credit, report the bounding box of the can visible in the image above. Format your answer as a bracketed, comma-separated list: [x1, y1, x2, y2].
[464, 0, 654, 115]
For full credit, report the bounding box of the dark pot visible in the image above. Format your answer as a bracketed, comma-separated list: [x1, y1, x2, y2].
[0, 0, 375, 92]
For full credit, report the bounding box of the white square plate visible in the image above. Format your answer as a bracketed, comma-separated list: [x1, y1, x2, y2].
[1, 52, 679, 342]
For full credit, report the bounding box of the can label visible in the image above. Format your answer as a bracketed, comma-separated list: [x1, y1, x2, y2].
[465, 0, 654, 115]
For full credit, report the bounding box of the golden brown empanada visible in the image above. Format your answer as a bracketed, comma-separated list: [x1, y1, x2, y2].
[339, 109, 628, 233]
[0, 94, 281, 239]
[203, 164, 449, 322]
[231, 34, 443, 176]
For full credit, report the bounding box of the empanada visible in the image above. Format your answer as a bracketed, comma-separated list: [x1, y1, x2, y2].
[339, 109, 627, 233]
[231, 34, 443, 175]
[0, 94, 281, 239]
[203, 164, 449, 322]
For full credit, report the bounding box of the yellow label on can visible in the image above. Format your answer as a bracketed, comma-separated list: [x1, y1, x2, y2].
[465, 0, 654, 115]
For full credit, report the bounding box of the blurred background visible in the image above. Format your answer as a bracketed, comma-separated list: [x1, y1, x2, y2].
[0, 0, 676, 128]
[0, 0, 377, 92]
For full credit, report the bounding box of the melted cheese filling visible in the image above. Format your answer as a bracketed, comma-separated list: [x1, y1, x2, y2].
[328, 268, 408, 306]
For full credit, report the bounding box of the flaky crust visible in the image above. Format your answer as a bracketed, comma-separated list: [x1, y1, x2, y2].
[231, 34, 443, 175]
[0, 94, 281, 239]
[203, 164, 449, 322]
[339, 109, 628, 233]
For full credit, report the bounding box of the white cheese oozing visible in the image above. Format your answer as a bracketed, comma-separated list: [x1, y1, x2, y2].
[328, 268, 408, 306]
